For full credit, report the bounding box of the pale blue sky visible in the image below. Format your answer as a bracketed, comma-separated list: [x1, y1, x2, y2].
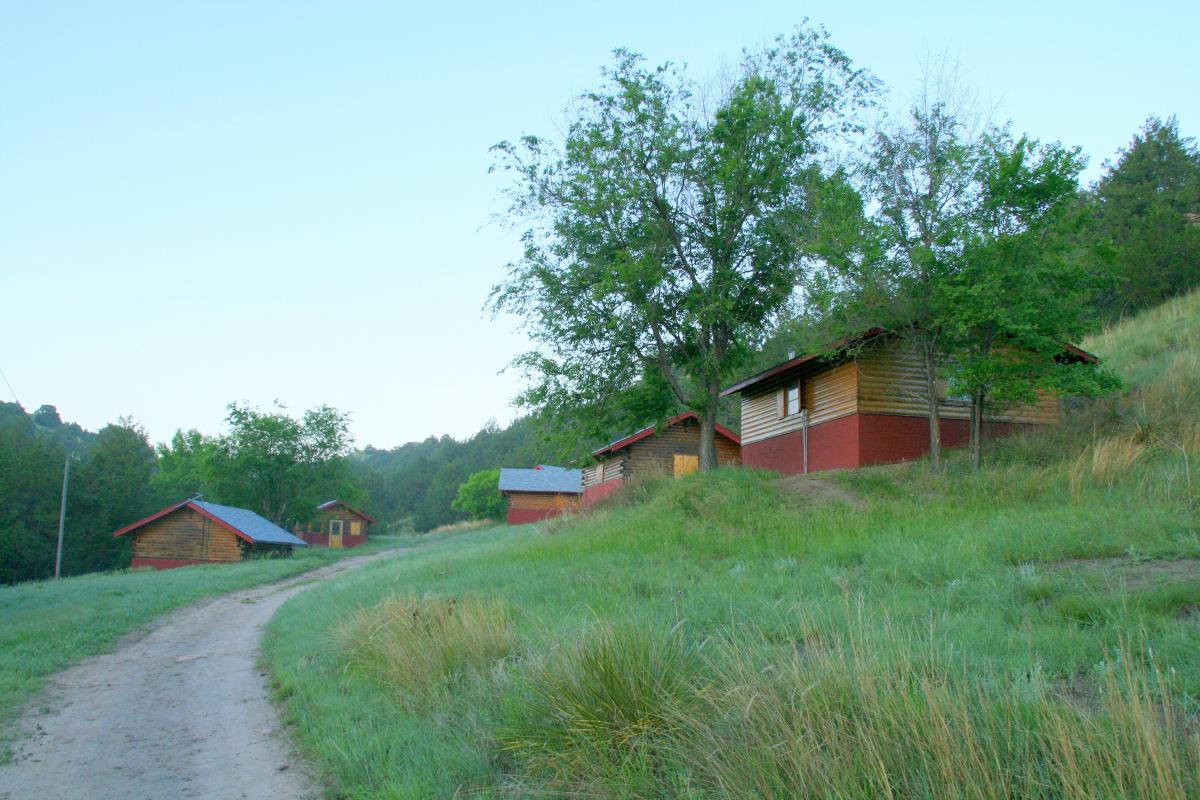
[1, 1, 1195, 448]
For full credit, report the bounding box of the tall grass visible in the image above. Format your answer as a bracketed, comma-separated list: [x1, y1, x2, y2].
[496, 611, 1200, 799]
[339, 594, 513, 702]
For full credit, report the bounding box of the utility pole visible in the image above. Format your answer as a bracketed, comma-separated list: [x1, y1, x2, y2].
[54, 451, 73, 579]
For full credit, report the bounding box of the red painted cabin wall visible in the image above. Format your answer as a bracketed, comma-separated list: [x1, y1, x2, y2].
[507, 506, 572, 525]
[742, 412, 1034, 475]
[583, 477, 625, 506]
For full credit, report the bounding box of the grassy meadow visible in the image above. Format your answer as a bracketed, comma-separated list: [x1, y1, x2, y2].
[256, 292, 1195, 798]
[0, 534, 408, 741]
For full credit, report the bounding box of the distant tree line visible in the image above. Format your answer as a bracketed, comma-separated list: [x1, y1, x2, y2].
[349, 416, 576, 532]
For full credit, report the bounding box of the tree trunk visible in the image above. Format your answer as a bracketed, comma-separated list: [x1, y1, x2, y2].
[970, 388, 983, 472]
[698, 390, 720, 472]
[922, 337, 942, 475]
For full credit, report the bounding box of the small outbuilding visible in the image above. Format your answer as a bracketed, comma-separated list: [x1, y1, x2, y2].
[295, 499, 376, 548]
[582, 412, 742, 505]
[498, 465, 583, 525]
[113, 499, 308, 570]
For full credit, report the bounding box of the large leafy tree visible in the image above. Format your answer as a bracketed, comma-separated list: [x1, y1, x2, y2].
[491, 28, 878, 470]
[940, 134, 1120, 469]
[204, 403, 356, 524]
[1091, 116, 1200, 316]
[451, 468, 507, 521]
[841, 98, 987, 474]
[70, 420, 158, 572]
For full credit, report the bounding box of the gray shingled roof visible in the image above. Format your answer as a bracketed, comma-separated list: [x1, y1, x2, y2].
[193, 500, 309, 547]
[498, 466, 582, 494]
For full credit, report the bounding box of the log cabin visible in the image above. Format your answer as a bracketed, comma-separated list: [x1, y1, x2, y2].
[295, 499, 376, 548]
[722, 328, 1099, 475]
[582, 412, 742, 505]
[498, 465, 583, 525]
[113, 498, 308, 570]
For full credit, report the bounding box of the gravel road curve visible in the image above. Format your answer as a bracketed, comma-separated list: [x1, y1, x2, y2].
[0, 549, 400, 800]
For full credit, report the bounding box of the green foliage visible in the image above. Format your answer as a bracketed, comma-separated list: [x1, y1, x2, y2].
[155, 402, 358, 525]
[0, 407, 157, 583]
[206, 402, 356, 524]
[450, 468, 505, 521]
[1091, 116, 1200, 316]
[491, 27, 879, 467]
[938, 132, 1121, 464]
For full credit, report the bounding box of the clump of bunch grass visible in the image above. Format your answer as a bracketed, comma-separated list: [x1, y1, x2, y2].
[338, 595, 513, 701]
[500, 612, 1200, 799]
[499, 623, 700, 791]
[1069, 432, 1148, 493]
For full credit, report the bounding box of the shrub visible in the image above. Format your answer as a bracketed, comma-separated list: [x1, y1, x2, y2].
[450, 469, 507, 521]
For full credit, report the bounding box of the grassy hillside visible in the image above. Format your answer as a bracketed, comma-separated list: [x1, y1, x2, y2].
[0, 535, 407, 749]
[265, 292, 1200, 799]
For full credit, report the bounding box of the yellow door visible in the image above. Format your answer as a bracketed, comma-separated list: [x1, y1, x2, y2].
[673, 454, 699, 477]
[329, 520, 344, 549]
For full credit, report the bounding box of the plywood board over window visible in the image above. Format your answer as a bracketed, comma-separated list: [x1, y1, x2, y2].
[673, 454, 699, 477]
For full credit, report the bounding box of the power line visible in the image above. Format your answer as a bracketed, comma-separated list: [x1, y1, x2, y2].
[0, 363, 21, 406]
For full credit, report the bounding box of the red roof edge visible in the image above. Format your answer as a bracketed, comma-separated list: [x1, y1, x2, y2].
[1062, 343, 1099, 364]
[721, 327, 888, 398]
[318, 499, 378, 524]
[112, 500, 256, 544]
[593, 411, 741, 458]
[112, 499, 191, 538]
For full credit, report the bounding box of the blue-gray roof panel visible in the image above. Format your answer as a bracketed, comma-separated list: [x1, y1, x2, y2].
[498, 466, 582, 494]
[192, 501, 309, 547]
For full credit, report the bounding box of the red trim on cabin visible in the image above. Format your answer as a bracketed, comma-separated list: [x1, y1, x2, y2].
[1061, 343, 1099, 364]
[506, 506, 571, 525]
[113, 500, 256, 544]
[741, 412, 1039, 475]
[131, 557, 207, 571]
[583, 476, 625, 506]
[593, 411, 741, 457]
[111, 499, 192, 538]
[316, 500, 378, 524]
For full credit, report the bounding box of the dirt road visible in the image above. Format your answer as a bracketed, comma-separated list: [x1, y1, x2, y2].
[0, 549, 399, 800]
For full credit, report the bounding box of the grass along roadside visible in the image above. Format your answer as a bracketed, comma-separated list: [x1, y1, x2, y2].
[263, 292, 1200, 798]
[0, 534, 409, 744]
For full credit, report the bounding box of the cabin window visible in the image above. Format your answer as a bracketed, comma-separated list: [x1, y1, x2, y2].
[596, 462, 605, 483]
[785, 381, 804, 416]
[936, 379, 971, 407]
[329, 519, 344, 536]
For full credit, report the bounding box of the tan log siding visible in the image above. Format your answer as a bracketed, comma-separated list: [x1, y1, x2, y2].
[583, 459, 624, 486]
[304, 506, 371, 535]
[506, 491, 582, 511]
[132, 507, 243, 563]
[855, 342, 1059, 424]
[740, 361, 858, 445]
[619, 419, 740, 479]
